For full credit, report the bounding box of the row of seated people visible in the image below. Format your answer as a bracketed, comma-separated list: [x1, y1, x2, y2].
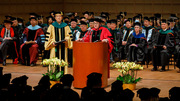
[0, 67, 179, 101]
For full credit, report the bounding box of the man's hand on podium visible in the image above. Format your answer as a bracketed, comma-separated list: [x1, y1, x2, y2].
[102, 39, 109, 43]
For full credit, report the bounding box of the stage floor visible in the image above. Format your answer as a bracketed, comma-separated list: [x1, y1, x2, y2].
[2, 59, 180, 101]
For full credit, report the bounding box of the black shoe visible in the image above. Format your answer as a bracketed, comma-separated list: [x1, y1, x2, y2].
[160, 68, 166, 72]
[151, 67, 157, 71]
[3, 60, 6, 66]
[30, 63, 36, 67]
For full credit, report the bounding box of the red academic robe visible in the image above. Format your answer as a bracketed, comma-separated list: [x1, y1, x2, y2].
[82, 26, 114, 78]
[20, 28, 44, 64]
[0, 27, 19, 64]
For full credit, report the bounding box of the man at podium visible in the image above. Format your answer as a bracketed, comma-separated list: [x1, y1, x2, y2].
[77, 18, 113, 77]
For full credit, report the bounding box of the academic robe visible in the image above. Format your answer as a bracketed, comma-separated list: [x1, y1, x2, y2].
[0, 27, 19, 63]
[108, 28, 121, 61]
[20, 25, 44, 64]
[45, 21, 72, 74]
[175, 32, 180, 68]
[126, 32, 147, 62]
[119, 27, 134, 59]
[70, 26, 80, 34]
[151, 29, 174, 66]
[82, 26, 113, 77]
[142, 26, 157, 63]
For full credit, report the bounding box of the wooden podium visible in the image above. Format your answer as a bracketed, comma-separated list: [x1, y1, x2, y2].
[73, 41, 108, 88]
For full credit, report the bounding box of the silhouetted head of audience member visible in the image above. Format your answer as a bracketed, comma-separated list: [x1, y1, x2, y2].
[87, 72, 102, 88]
[11, 75, 28, 87]
[37, 75, 51, 89]
[137, 88, 151, 101]
[169, 87, 180, 101]
[0, 67, 3, 77]
[60, 74, 74, 88]
[150, 87, 160, 100]
[111, 80, 123, 92]
[122, 89, 135, 101]
[0, 73, 11, 89]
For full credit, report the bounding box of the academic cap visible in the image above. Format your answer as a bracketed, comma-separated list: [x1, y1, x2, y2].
[143, 16, 150, 21]
[80, 21, 87, 25]
[110, 19, 117, 24]
[70, 19, 77, 22]
[83, 11, 89, 15]
[29, 17, 38, 21]
[134, 22, 141, 26]
[3, 20, 13, 24]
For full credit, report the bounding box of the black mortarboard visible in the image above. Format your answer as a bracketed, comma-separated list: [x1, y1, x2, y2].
[10, 17, 17, 21]
[3, 20, 13, 24]
[150, 87, 160, 97]
[46, 16, 53, 20]
[94, 18, 104, 23]
[80, 17, 86, 20]
[137, 14, 142, 18]
[29, 17, 38, 21]
[117, 15, 123, 19]
[5, 15, 12, 19]
[89, 12, 94, 15]
[66, 12, 75, 17]
[169, 87, 180, 100]
[154, 13, 161, 19]
[83, 11, 89, 15]
[60, 74, 74, 84]
[54, 11, 63, 16]
[101, 16, 107, 19]
[137, 88, 151, 100]
[89, 19, 94, 22]
[161, 19, 167, 23]
[37, 15, 44, 20]
[101, 12, 110, 17]
[70, 19, 77, 22]
[125, 19, 131, 23]
[49, 10, 55, 14]
[168, 18, 174, 22]
[107, 20, 111, 23]
[63, 17, 69, 19]
[123, 89, 135, 99]
[124, 12, 127, 16]
[170, 14, 177, 17]
[134, 22, 141, 26]
[80, 21, 87, 25]
[17, 17, 24, 22]
[110, 19, 117, 25]
[149, 17, 155, 22]
[144, 16, 150, 21]
[75, 16, 80, 19]
[29, 13, 37, 17]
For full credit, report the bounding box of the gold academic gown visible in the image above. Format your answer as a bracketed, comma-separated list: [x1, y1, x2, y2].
[45, 23, 72, 74]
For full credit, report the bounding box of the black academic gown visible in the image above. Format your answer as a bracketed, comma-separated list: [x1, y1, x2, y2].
[151, 31, 174, 66]
[126, 34, 147, 62]
[119, 28, 134, 60]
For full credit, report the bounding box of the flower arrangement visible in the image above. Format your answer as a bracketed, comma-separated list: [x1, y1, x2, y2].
[41, 57, 68, 81]
[113, 62, 143, 84]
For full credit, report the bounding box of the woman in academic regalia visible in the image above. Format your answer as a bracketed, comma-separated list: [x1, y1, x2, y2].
[126, 22, 147, 62]
[77, 18, 113, 78]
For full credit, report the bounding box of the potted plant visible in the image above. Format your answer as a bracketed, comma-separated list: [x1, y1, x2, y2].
[113, 62, 143, 90]
[41, 57, 68, 88]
